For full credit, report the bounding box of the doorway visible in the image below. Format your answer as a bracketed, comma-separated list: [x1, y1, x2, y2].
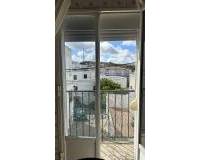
[63, 12, 141, 160]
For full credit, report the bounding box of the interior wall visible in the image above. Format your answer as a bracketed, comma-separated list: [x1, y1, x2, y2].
[55, 30, 65, 160]
[55, 1, 71, 159]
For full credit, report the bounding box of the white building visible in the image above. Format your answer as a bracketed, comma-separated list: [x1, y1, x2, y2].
[100, 66, 129, 77]
[66, 67, 95, 91]
[65, 47, 95, 91]
[65, 46, 135, 91]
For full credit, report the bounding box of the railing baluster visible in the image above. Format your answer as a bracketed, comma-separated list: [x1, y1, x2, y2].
[65, 90, 135, 139]
[121, 93, 123, 138]
[75, 92, 77, 136]
[107, 93, 110, 138]
[101, 93, 103, 141]
[88, 92, 90, 137]
[69, 92, 71, 136]
[115, 93, 117, 140]
[128, 92, 130, 138]
[82, 92, 84, 136]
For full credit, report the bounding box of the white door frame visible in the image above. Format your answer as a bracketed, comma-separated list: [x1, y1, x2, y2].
[62, 10, 143, 159]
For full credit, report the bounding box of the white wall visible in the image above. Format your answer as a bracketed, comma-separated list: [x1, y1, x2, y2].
[139, 144, 145, 160]
[100, 66, 129, 77]
[65, 47, 72, 69]
[66, 69, 95, 91]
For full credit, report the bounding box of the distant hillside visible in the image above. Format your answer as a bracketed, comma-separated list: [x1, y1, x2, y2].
[80, 61, 135, 71]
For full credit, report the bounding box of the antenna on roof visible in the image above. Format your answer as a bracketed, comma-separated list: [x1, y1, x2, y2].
[82, 48, 85, 62]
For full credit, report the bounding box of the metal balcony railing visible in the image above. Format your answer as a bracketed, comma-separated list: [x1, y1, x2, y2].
[66, 90, 135, 141]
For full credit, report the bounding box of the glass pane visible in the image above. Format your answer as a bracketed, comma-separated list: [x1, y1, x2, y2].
[64, 15, 96, 137]
[99, 11, 140, 142]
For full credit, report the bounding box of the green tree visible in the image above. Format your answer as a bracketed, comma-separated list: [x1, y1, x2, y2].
[100, 78, 122, 113]
[100, 78, 122, 90]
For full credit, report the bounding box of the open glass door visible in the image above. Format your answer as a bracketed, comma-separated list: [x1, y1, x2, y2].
[63, 12, 142, 160]
[64, 15, 99, 160]
[99, 12, 141, 160]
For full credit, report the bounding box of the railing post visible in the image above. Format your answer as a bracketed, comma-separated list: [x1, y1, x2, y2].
[82, 92, 84, 136]
[114, 93, 117, 140]
[101, 92, 104, 141]
[121, 94, 123, 138]
[128, 92, 130, 138]
[107, 93, 110, 138]
[74, 92, 78, 136]
[69, 92, 71, 136]
[88, 92, 91, 137]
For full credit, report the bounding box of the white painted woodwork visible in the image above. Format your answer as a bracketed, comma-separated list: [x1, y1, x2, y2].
[56, 0, 71, 35]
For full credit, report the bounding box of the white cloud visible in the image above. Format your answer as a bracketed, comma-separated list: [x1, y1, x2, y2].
[122, 41, 136, 46]
[66, 41, 136, 64]
[105, 52, 136, 64]
[102, 43, 136, 63]
[72, 54, 81, 62]
[65, 42, 95, 51]
[101, 41, 112, 49]
[66, 42, 95, 62]
[100, 41, 118, 55]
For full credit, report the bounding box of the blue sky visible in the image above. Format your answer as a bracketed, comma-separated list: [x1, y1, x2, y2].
[65, 40, 136, 64]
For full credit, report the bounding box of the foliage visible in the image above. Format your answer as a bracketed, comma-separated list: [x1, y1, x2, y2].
[100, 78, 122, 90]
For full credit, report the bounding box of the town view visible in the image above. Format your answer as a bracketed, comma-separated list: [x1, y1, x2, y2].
[65, 40, 136, 139]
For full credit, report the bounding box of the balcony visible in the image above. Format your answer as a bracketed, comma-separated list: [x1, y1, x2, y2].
[66, 90, 135, 160]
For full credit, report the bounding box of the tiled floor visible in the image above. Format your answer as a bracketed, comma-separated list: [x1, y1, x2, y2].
[100, 141, 134, 160]
[109, 107, 134, 138]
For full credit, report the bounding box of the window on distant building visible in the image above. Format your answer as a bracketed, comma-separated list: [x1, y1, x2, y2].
[84, 74, 87, 79]
[73, 75, 77, 80]
[73, 86, 78, 91]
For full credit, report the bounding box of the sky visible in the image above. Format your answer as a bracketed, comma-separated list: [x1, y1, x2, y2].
[65, 40, 136, 64]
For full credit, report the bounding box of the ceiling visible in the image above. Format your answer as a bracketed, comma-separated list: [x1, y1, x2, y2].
[69, 0, 144, 10]
[56, 0, 144, 20]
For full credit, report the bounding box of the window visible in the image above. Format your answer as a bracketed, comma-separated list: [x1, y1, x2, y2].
[73, 75, 77, 80]
[84, 74, 87, 79]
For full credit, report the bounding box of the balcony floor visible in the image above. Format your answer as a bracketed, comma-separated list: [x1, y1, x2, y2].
[100, 141, 134, 160]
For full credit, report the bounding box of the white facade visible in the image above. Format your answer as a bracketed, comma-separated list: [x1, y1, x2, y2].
[66, 68, 95, 91]
[65, 46, 95, 91]
[100, 66, 129, 77]
[65, 47, 73, 69]
[65, 46, 135, 91]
